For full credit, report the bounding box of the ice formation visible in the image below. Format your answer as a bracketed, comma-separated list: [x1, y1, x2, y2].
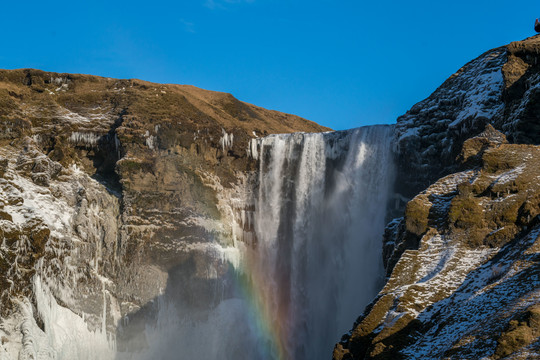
[220, 129, 234, 151]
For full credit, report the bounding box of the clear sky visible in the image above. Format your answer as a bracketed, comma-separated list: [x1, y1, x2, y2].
[0, 1, 538, 130]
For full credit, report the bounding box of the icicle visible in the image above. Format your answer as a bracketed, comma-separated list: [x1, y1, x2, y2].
[219, 129, 234, 152]
[69, 132, 102, 147]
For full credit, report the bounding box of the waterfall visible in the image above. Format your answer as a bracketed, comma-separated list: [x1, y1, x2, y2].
[34, 125, 394, 360]
[243, 125, 395, 359]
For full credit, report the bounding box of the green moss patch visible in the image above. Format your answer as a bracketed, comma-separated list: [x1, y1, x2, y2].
[449, 196, 485, 229]
[405, 196, 430, 237]
[494, 305, 540, 359]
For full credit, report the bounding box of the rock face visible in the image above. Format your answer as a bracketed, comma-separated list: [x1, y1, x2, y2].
[0, 69, 329, 358]
[334, 36, 540, 359]
[393, 35, 540, 199]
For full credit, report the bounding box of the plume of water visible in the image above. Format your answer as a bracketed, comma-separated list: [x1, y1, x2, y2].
[245, 125, 395, 359]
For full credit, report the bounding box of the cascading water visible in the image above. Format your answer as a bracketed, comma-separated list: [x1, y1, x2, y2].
[243, 125, 395, 359]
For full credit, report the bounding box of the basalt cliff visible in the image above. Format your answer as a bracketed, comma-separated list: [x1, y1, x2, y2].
[0, 35, 540, 360]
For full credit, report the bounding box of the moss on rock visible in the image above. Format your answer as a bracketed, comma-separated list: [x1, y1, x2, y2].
[404, 196, 430, 237]
[494, 305, 540, 359]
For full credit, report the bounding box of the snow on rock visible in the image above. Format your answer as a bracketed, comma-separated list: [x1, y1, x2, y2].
[144, 131, 157, 150]
[493, 164, 525, 186]
[449, 52, 505, 128]
[0, 144, 122, 359]
[396, 127, 419, 143]
[401, 228, 540, 359]
[56, 108, 94, 124]
[396, 48, 506, 143]
[2, 175, 73, 239]
[393, 48, 507, 198]
[21, 103, 114, 135]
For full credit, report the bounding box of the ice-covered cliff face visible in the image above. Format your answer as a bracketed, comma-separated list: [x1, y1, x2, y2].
[0, 141, 119, 359]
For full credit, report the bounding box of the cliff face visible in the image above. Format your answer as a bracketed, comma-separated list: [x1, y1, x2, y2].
[334, 36, 540, 359]
[0, 69, 329, 357]
[393, 35, 540, 199]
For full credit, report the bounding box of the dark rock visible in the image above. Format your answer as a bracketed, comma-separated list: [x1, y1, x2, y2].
[0, 157, 7, 177]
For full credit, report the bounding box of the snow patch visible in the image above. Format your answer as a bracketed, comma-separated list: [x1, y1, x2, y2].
[397, 127, 419, 143]
[1, 175, 74, 239]
[494, 165, 525, 185]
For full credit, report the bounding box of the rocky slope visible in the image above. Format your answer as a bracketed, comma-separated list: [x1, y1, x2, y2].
[0, 69, 329, 358]
[333, 36, 540, 359]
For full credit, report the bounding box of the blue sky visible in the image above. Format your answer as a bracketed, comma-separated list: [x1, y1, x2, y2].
[0, 1, 538, 130]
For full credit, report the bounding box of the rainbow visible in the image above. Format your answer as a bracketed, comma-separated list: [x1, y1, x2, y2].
[233, 255, 291, 360]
